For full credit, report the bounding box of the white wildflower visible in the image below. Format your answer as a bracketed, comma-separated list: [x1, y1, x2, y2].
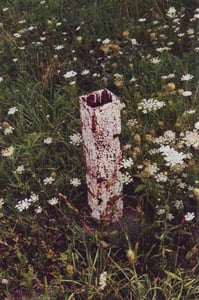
[99, 271, 108, 290]
[55, 45, 64, 50]
[194, 122, 199, 130]
[48, 197, 59, 205]
[184, 212, 195, 221]
[16, 165, 25, 174]
[43, 176, 55, 185]
[147, 163, 159, 176]
[0, 198, 5, 208]
[70, 178, 81, 187]
[4, 126, 14, 135]
[167, 7, 177, 18]
[182, 91, 192, 97]
[157, 208, 165, 215]
[150, 57, 161, 64]
[155, 172, 168, 183]
[81, 69, 90, 75]
[44, 137, 52, 144]
[0, 77, 3, 82]
[180, 130, 199, 149]
[174, 200, 184, 210]
[69, 133, 82, 146]
[102, 38, 110, 44]
[63, 70, 77, 79]
[181, 74, 194, 81]
[122, 172, 133, 184]
[122, 158, 134, 169]
[152, 130, 176, 145]
[138, 98, 165, 114]
[15, 198, 31, 211]
[8, 106, 18, 115]
[167, 213, 174, 221]
[2, 146, 14, 157]
[35, 206, 42, 214]
[158, 145, 187, 168]
[138, 18, 146, 22]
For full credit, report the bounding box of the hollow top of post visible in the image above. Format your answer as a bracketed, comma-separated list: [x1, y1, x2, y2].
[80, 89, 114, 108]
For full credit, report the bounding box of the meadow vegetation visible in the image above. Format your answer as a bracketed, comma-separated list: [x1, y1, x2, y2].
[0, 0, 199, 299]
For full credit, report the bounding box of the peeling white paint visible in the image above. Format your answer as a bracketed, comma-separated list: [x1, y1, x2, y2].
[80, 89, 123, 222]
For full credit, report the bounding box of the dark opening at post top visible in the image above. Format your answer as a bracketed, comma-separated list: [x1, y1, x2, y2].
[82, 89, 113, 108]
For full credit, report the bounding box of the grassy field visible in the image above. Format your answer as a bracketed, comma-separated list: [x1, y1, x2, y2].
[0, 0, 199, 299]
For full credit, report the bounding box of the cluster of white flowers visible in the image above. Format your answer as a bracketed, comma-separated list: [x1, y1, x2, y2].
[138, 98, 165, 114]
[158, 145, 187, 168]
[15, 193, 39, 212]
[152, 130, 176, 145]
[122, 158, 134, 169]
[70, 177, 81, 187]
[180, 130, 199, 149]
[147, 163, 168, 183]
[69, 132, 82, 146]
[174, 200, 184, 210]
[98, 271, 108, 290]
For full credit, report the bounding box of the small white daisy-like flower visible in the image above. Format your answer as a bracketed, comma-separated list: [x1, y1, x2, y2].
[0, 77, 3, 82]
[150, 57, 161, 64]
[44, 137, 52, 144]
[8, 106, 18, 115]
[16, 165, 25, 174]
[81, 69, 90, 75]
[102, 38, 110, 44]
[70, 177, 81, 187]
[184, 212, 195, 221]
[43, 176, 55, 185]
[69, 132, 82, 146]
[35, 206, 42, 214]
[182, 91, 192, 97]
[63, 70, 77, 79]
[48, 197, 59, 205]
[122, 172, 133, 185]
[2, 146, 14, 157]
[4, 126, 14, 135]
[122, 158, 134, 169]
[54, 44, 64, 50]
[181, 74, 194, 81]
[167, 213, 174, 221]
[157, 208, 165, 215]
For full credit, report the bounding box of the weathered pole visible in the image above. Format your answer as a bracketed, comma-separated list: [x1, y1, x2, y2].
[79, 89, 123, 222]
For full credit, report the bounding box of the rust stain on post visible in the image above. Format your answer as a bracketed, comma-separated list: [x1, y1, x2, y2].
[80, 89, 123, 222]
